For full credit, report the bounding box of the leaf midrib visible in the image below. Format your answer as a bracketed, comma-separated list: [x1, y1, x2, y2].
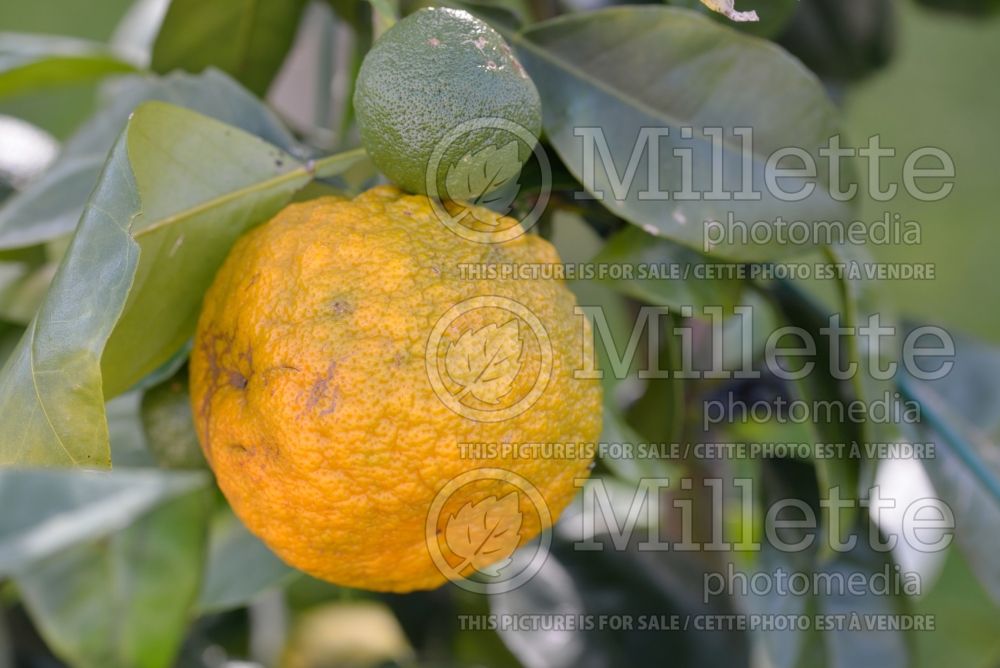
[133, 147, 365, 239]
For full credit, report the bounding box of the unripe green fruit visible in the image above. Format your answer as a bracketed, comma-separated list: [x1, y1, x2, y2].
[354, 7, 542, 200]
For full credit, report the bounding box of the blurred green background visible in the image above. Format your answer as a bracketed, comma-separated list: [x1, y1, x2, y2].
[846, 4, 1000, 343]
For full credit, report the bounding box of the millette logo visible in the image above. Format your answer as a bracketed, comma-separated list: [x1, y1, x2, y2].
[425, 467, 552, 594]
[426, 295, 553, 422]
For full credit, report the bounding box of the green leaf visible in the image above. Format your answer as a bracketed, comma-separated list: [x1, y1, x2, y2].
[0, 321, 24, 367]
[569, 277, 681, 482]
[0, 613, 11, 668]
[777, 0, 895, 83]
[366, 0, 400, 36]
[101, 140, 364, 400]
[0, 244, 55, 324]
[139, 367, 205, 470]
[739, 546, 816, 668]
[901, 331, 1000, 438]
[106, 390, 157, 467]
[593, 225, 745, 312]
[813, 529, 912, 668]
[0, 104, 366, 468]
[900, 334, 1000, 606]
[769, 278, 865, 541]
[0, 129, 141, 467]
[766, 245, 905, 540]
[491, 539, 749, 665]
[197, 506, 294, 613]
[0, 468, 207, 574]
[151, 0, 309, 96]
[626, 332, 686, 442]
[0, 69, 300, 251]
[0, 32, 138, 99]
[823, 245, 902, 451]
[598, 407, 661, 483]
[323, 0, 374, 144]
[511, 7, 849, 260]
[15, 484, 212, 668]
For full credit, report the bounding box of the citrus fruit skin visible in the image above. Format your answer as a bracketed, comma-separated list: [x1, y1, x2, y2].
[354, 7, 542, 198]
[190, 187, 601, 592]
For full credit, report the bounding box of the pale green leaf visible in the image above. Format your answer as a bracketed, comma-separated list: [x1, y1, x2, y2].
[0, 468, 207, 574]
[0, 69, 299, 251]
[0, 103, 353, 467]
[197, 507, 294, 613]
[0, 32, 138, 99]
[16, 484, 212, 668]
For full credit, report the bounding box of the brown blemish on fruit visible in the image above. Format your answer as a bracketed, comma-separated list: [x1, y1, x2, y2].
[229, 370, 248, 389]
[305, 361, 340, 415]
[229, 440, 280, 462]
[198, 332, 256, 455]
[331, 300, 354, 316]
[498, 42, 528, 79]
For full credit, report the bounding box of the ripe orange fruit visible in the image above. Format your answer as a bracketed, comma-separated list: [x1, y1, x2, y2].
[190, 187, 601, 592]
